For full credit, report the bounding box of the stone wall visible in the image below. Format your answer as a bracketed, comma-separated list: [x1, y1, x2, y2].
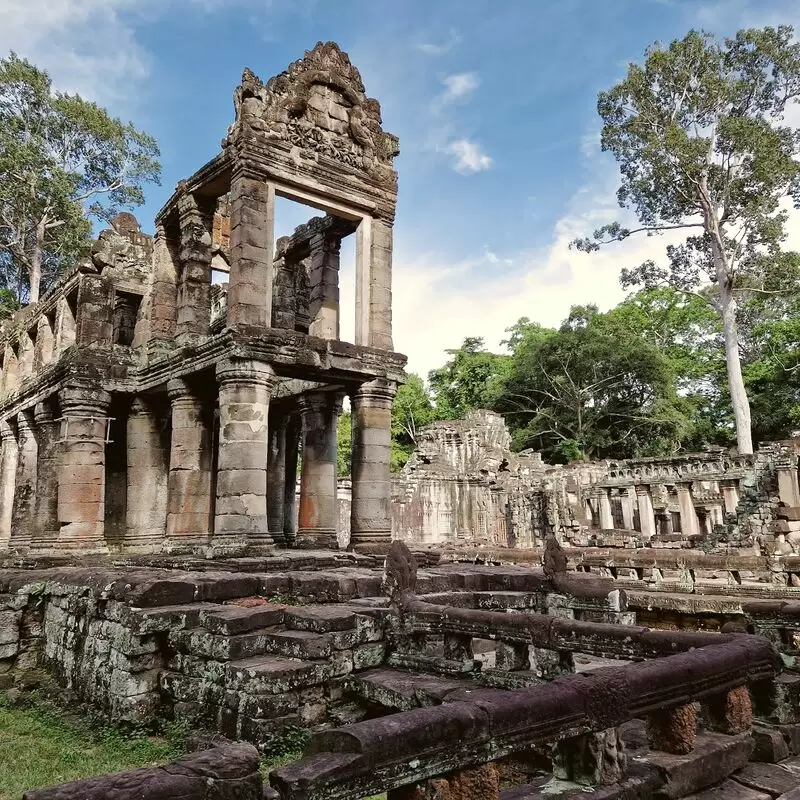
[384, 410, 800, 556]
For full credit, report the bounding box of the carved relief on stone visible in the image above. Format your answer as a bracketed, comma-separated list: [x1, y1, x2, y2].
[228, 42, 399, 186]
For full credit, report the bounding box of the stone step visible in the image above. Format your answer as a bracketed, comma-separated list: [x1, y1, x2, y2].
[225, 655, 328, 693]
[283, 605, 360, 633]
[349, 667, 467, 711]
[170, 625, 332, 661]
[200, 603, 286, 635]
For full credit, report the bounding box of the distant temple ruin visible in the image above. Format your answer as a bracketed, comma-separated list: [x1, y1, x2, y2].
[0, 42, 404, 557]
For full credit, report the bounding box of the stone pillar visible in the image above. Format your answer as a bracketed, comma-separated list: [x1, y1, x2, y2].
[620, 489, 635, 530]
[30, 402, 60, 552]
[355, 216, 393, 350]
[166, 380, 213, 550]
[2, 345, 18, 394]
[308, 229, 341, 339]
[148, 224, 179, 349]
[283, 415, 301, 547]
[125, 398, 168, 551]
[75, 274, 114, 347]
[177, 193, 213, 339]
[721, 480, 740, 515]
[677, 483, 700, 537]
[635, 485, 657, 539]
[778, 466, 800, 508]
[227, 168, 274, 334]
[10, 409, 37, 549]
[267, 412, 288, 546]
[54, 295, 76, 354]
[56, 387, 111, 551]
[297, 392, 343, 550]
[598, 490, 614, 530]
[214, 359, 275, 550]
[0, 419, 18, 549]
[34, 315, 55, 370]
[704, 685, 752, 735]
[350, 379, 396, 552]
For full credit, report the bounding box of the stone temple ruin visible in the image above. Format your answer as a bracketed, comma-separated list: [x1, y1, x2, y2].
[7, 42, 800, 800]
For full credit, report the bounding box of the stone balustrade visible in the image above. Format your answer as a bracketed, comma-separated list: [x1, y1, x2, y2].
[269, 636, 780, 799]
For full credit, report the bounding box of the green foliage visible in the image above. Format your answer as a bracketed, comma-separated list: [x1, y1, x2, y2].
[337, 410, 352, 477]
[260, 725, 310, 762]
[572, 25, 800, 453]
[0, 52, 161, 303]
[391, 373, 438, 471]
[495, 307, 691, 461]
[428, 337, 509, 419]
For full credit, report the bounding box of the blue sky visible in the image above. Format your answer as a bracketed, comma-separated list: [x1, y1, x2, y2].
[4, 0, 800, 377]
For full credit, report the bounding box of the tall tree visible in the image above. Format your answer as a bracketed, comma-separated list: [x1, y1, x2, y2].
[391, 373, 438, 470]
[0, 53, 161, 303]
[572, 26, 800, 454]
[428, 337, 509, 419]
[495, 307, 691, 462]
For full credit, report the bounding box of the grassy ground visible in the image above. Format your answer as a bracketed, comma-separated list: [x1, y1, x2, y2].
[0, 696, 385, 800]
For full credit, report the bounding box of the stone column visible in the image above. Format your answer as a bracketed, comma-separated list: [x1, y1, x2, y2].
[166, 379, 213, 550]
[56, 387, 111, 552]
[721, 480, 740, 515]
[308, 229, 341, 339]
[0, 419, 18, 549]
[297, 392, 343, 550]
[34, 315, 55, 370]
[2, 345, 18, 394]
[598, 489, 614, 530]
[778, 466, 800, 507]
[227, 167, 275, 333]
[283, 415, 301, 547]
[125, 397, 168, 551]
[10, 409, 37, 549]
[677, 483, 700, 537]
[355, 216, 394, 350]
[30, 402, 60, 552]
[620, 489, 635, 530]
[176, 193, 213, 339]
[350, 379, 396, 552]
[267, 412, 288, 546]
[635, 485, 657, 539]
[214, 359, 275, 550]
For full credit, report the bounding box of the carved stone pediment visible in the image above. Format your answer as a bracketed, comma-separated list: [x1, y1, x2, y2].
[229, 42, 399, 186]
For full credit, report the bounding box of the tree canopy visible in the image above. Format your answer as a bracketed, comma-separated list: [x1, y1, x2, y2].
[0, 53, 161, 305]
[572, 25, 800, 454]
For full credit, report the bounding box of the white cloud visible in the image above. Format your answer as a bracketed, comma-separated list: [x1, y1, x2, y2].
[444, 138, 493, 174]
[0, 0, 153, 106]
[416, 30, 462, 55]
[439, 72, 480, 104]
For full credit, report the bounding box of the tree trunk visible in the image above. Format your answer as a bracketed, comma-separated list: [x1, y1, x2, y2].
[28, 217, 45, 305]
[720, 284, 753, 454]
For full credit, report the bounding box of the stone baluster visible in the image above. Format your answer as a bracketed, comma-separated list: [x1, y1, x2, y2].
[297, 392, 343, 549]
[125, 397, 169, 551]
[0, 419, 18, 549]
[214, 359, 275, 551]
[166, 379, 213, 550]
[266, 411, 288, 546]
[56, 386, 111, 552]
[703, 685, 752, 735]
[387, 765, 500, 800]
[552, 727, 628, 787]
[647, 702, 697, 754]
[350, 378, 396, 552]
[10, 409, 37, 550]
[30, 401, 61, 552]
[443, 632, 474, 669]
[494, 641, 530, 671]
[532, 647, 574, 679]
[635, 485, 657, 539]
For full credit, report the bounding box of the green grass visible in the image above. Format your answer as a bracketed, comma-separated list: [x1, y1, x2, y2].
[0, 697, 385, 800]
[0, 699, 183, 800]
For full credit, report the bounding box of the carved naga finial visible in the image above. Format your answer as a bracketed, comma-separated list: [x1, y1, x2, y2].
[382, 540, 418, 611]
